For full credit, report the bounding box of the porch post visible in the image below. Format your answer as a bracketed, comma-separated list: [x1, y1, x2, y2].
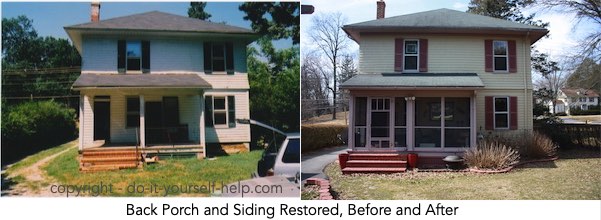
[348, 95, 354, 150]
[471, 92, 477, 148]
[198, 94, 206, 158]
[79, 95, 85, 151]
[405, 97, 415, 151]
[139, 95, 145, 148]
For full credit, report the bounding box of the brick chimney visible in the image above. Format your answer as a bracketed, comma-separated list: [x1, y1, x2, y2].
[91, 2, 100, 22]
[377, 0, 386, 19]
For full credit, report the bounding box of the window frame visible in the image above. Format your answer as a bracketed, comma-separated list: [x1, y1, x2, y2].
[126, 41, 142, 73]
[403, 39, 419, 72]
[210, 43, 226, 73]
[126, 97, 140, 128]
[492, 40, 509, 72]
[589, 97, 595, 102]
[579, 97, 587, 102]
[212, 96, 229, 128]
[493, 97, 510, 129]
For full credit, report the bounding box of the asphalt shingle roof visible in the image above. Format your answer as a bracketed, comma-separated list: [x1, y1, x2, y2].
[65, 11, 253, 34]
[340, 73, 485, 89]
[72, 74, 212, 88]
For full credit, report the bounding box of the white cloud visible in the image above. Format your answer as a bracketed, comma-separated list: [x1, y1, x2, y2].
[452, 2, 468, 10]
[534, 12, 581, 60]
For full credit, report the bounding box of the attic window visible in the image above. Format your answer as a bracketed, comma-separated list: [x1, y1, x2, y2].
[493, 41, 508, 71]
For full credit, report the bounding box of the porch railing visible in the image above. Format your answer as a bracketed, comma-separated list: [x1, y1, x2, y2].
[145, 124, 189, 145]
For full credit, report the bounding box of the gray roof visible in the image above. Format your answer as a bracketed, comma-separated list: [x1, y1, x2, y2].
[72, 74, 212, 89]
[343, 8, 548, 42]
[65, 11, 253, 34]
[340, 73, 485, 89]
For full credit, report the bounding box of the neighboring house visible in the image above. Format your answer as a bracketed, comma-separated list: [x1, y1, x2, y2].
[548, 88, 599, 115]
[339, 2, 548, 165]
[66, 4, 257, 164]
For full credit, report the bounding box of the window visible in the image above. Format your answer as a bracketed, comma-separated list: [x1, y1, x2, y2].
[580, 97, 587, 102]
[493, 41, 508, 71]
[403, 40, 419, 71]
[494, 97, 509, 129]
[415, 97, 471, 148]
[126, 41, 141, 71]
[203, 42, 234, 74]
[281, 138, 300, 163]
[589, 97, 595, 102]
[126, 97, 140, 127]
[581, 104, 588, 110]
[204, 96, 236, 128]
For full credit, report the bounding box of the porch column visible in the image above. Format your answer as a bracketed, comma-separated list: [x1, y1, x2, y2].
[198, 94, 206, 158]
[471, 92, 477, 148]
[348, 95, 354, 150]
[405, 96, 415, 151]
[139, 95, 145, 148]
[79, 95, 85, 151]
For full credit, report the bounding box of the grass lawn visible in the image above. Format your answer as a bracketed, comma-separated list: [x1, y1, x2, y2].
[324, 149, 601, 200]
[12, 141, 263, 197]
[6, 140, 76, 173]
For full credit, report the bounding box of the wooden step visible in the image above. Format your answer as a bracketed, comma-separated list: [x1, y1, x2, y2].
[81, 156, 139, 163]
[346, 160, 407, 168]
[342, 167, 407, 174]
[80, 163, 139, 172]
[348, 153, 404, 161]
[82, 150, 139, 156]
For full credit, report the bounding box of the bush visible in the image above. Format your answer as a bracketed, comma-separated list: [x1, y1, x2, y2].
[485, 130, 559, 159]
[1, 100, 77, 165]
[569, 106, 601, 115]
[301, 124, 347, 152]
[464, 140, 519, 170]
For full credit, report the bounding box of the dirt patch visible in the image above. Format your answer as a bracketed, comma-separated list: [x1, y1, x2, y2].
[221, 143, 249, 154]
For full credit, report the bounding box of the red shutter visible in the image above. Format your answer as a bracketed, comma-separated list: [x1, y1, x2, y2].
[419, 39, 428, 72]
[508, 40, 517, 73]
[484, 40, 493, 72]
[510, 96, 518, 130]
[485, 96, 493, 130]
[394, 38, 404, 72]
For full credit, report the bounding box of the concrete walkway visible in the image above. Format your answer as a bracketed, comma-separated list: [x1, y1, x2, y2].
[301, 145, 347, 181]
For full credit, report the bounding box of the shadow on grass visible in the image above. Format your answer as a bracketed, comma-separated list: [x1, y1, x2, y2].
[558, 147, 601, 160]
[1, 172, 18, 196]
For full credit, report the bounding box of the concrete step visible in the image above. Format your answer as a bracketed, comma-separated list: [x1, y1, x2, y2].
[342, 167, 407, 174]
[346, 160, 407, 168]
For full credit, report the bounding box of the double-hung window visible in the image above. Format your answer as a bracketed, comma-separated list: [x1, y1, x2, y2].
[494, 97, 509, 129]
[203, 42, 234, 74]
[403, 40, 419, 72]
[204, 95, 236, 128]
[126, 41, 141, 71]
[493, 41, 508, 71]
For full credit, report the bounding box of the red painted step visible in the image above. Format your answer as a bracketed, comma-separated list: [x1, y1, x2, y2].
[342, 167, 407, 174]
[348, 153, 405, 161]
[346, 160, 407, 168]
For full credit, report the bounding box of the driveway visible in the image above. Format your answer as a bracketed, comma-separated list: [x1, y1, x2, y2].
[301, 145, 347, 181]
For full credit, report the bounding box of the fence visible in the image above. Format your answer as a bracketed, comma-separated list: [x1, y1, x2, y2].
[301, 98, 349, 121]
[534, 123, 601, 149]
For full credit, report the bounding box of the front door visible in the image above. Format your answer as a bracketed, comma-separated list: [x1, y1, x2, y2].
[369, 98, 391, 149]
[145, 102, 163, 144]
[93, 98, 110, 141]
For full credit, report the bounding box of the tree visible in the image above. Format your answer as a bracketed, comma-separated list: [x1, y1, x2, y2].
[301, 51, 330, 119]
[2, 16, 41, 69]
[536, 0, 601, 62]
[565, 58, 601, 90]
[468, 0, 548, 27]
[239, 2, 300, 44]
[187, 2, 212, 20]
[337, 54, 358, 85]
[309, 12, 349, 120]
[533, 55, 566, 115]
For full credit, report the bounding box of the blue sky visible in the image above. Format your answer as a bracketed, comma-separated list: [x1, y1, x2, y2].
[301, 0, 596, 62]
[1, 2, 292, 49]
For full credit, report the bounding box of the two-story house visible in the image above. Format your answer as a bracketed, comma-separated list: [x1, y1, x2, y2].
[548, 88, 599, 115]
[67, 4, 256, 170]
[338, 2, 548, 172]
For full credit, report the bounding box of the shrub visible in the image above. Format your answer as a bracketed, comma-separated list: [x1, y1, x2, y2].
[1, 100, 77, 165]
[464, 140, 519, 170]
[525, 132, 558, 158]
[301, 124, 347, 152]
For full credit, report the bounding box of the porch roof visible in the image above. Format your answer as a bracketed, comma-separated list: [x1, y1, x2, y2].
[72, 74, 212, 89]
[340, 73, 484, 89]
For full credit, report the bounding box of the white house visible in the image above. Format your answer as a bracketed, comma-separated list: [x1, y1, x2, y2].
[67, 4, 256, 170]
[548, 88, 599, 115]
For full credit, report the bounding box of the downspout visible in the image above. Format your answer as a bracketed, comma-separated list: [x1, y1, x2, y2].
[524, 32, 530, 131]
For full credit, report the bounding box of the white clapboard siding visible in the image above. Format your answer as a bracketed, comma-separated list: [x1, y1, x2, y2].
[204, 90, 251, 143]
[202, 74, 250, 89]
[81, 37, 248, 75]
[359, 35, 533, 90]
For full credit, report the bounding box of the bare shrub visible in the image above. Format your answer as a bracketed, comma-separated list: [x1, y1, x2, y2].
[484, 130, 558, 159]
[464, 140, 520, 170]
[527, 131, 559, 158]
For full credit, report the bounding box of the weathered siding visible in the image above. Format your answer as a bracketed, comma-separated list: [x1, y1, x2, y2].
[204, 90, 251, 143]
[359, 34, 533, 89]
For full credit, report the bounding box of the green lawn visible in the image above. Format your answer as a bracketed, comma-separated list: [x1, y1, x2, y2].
[324, 149, 601, 200]
[10, 141, 263, 197]
[6, 140, 76, 173]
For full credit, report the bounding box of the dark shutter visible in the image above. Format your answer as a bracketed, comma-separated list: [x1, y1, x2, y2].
[419, 39, 428, 72]
[227, 96, 236, 128]
[142, 41, 150, 73]
[226, 42, 234, 75]
[510, 96, 518, 130]
[118, 40, 126, 73]
[394, 38, 404, 72]
[203, 42, 212, 74]
[508, 40, 517, 73]
[485, 96, 493, 130]
[205, 96, 213, 127]
[484, 40, 493, 72]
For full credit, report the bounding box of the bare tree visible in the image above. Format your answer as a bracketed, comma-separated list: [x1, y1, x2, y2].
[536, 0, 601, 62]
[301, 51, 330, 119]
[308, 12, 349, 120]
[534, 59, 568, 114]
